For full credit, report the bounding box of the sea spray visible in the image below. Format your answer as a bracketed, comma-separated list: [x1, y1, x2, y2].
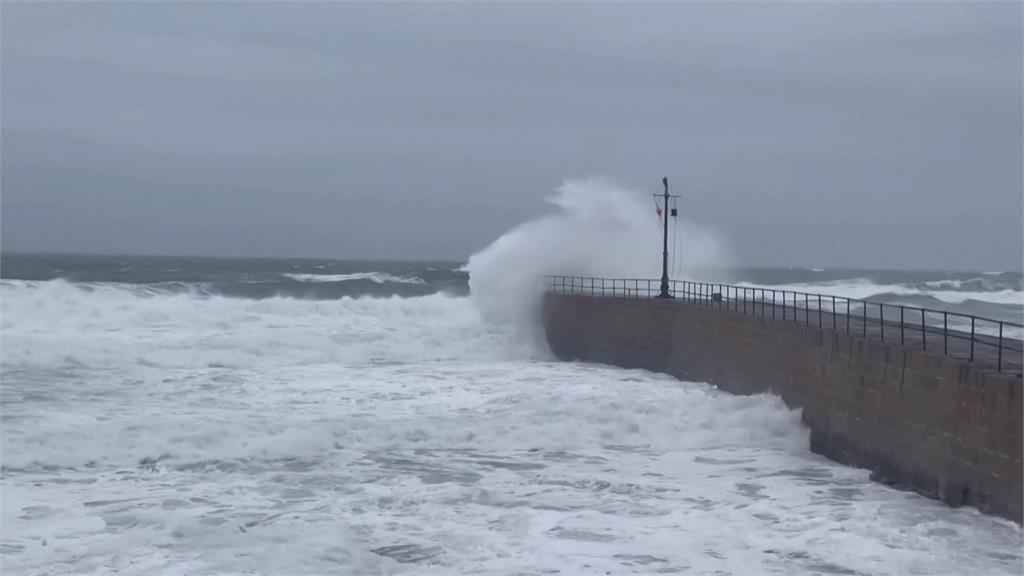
[466, 178, 733, 332]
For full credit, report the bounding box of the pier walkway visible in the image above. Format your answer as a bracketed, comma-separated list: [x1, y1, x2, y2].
[547, 276, 1023, 376]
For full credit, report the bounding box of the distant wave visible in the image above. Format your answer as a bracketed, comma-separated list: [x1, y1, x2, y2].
[922, 277, 1017, 292]
[0, 274, 459, 301]
[283, 272, 425, 285]
[736, 278, 1023, 307]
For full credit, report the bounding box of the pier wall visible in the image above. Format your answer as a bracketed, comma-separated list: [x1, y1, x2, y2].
[542, 293, 1023, 522]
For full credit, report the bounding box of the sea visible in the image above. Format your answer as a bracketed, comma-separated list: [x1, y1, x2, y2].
[1, 251, 1022, 576]
[2, 179, 1023, 576]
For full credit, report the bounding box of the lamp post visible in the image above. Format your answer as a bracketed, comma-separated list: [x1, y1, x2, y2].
[655, 177, 679, 298]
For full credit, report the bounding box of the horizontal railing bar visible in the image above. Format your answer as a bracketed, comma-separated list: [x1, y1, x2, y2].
[544, 275, 1023, 329]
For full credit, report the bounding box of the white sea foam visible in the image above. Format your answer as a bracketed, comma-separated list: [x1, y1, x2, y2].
[283, 272, 424, 284]
[0, 279, 528, 372]
[2, 277, 1021, 575]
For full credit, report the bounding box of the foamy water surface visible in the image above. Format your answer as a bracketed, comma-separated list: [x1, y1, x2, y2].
[2, 281, 1021, 575]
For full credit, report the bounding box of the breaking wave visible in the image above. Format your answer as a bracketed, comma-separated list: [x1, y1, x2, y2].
[283, 272, 425, 284]
[466, 178, 733, 327]
[0, 279, 532, 372]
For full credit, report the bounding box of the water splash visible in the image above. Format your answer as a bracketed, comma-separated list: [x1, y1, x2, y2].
[466, 178, 733, 329]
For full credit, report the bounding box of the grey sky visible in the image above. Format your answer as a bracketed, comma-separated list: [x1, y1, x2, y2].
[2, 1, 1021, 270]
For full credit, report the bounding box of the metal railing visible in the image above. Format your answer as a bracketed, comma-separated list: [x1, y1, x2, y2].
[547, 275, 1024, 374]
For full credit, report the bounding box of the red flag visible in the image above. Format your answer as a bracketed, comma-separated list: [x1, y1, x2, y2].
[655, 205, 663, 217]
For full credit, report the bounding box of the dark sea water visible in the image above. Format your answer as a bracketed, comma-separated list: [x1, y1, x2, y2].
[2, 253, 1020, 322]
[1, 253, 470, 300]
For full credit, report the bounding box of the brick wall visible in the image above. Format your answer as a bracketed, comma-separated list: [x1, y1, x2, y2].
[542, 293, 1023, 522]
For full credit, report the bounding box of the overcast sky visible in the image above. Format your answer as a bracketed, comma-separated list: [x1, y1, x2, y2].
[2, 2, 1021, 270]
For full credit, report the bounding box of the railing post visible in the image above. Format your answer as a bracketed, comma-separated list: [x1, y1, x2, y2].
[998, 322, 1003, 372]
[943, 312, 948, 356]
[880, 303, 884, 342]
[818, 295, 822, 329]
[761, 289, 765, 317]
[832, 296, 836, 330]
[900, 306, 905, 345]
[846, 299, 850, 334]
[862, 301, 867, 337]
[805, 293, 809, 325]
[970, 317, 975, 361]
[772, 290, 776, 319]
[921, 310, 926, 350]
